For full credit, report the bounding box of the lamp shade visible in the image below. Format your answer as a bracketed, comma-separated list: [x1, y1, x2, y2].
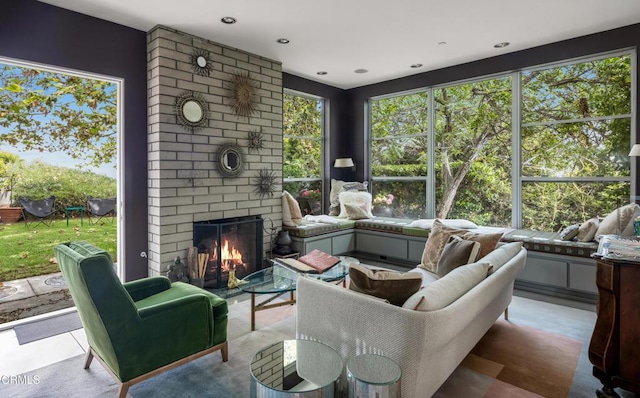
[630, 144, 640, 156]
[334, 158, 355, 168]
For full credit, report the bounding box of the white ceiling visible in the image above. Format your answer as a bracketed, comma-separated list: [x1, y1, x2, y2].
[41, 0, 640, 89]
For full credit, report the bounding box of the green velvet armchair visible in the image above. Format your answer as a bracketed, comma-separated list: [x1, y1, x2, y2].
[54, 241, 228, 398]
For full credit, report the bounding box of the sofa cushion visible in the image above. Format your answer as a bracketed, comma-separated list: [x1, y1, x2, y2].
[348, 263, 422, 306]
[420, 219, 503, 273]
[338, 191, 374, 219]
[577, 217, 599, 242]
[483, 241, 523, 272]
[436, 235, 481, 277]
[329, 179, 368, 216]
[595, 203, 640, 239]
[282, 191, 302, 227]
[403, 262, 493, 311]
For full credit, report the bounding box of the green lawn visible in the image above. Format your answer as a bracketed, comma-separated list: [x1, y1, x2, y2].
[0, 218, 117, 282]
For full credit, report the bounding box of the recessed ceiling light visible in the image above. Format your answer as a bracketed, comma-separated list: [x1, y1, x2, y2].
[316, 71, 328, 75]
[354, 69, 368, 74]
[411, 64, 423, 69]
[494, 42, 510, 48]
[438, 41, 447, 46]
[277, 38, 290, 44]
[220, 17, 236, 24]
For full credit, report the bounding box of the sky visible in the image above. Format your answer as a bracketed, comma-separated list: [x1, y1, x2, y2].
[0, 143, 117, 179]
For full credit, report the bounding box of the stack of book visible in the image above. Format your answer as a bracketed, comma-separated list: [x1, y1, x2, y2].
[597, 235, 640, 261]
[275, 249, 341, 273]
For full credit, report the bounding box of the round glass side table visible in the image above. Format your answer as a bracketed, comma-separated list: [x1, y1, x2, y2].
[347, 354, 402, 398]
[250, 339, 343, 397]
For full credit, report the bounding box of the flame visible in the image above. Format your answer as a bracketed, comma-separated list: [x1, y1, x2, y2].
[220, 239, 243, 272]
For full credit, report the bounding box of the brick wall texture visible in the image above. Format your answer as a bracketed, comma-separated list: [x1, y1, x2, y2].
[147, 25, 283, 276]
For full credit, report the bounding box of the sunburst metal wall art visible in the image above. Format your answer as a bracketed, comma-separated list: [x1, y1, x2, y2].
[191, 48, 214, 76]
[228, 71, 259, 119]
[175, 91, 209, 132]
[247, 129, 265, 153]
[254, 168, 277, 199]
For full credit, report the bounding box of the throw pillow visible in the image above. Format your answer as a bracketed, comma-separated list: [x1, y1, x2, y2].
[559, 224, 580, 241]
[344, 203, 370, 220]
[436, 235, 481, 277]
[576, 217, 599, 242]
[328, 179, 368, 216]
[595, 203, 640, 239]
[338, 191, 374, 219]
[407, 219, 479, 230]
[482, 241, 523, 272]
[402, 262, 493, 311]
[420, 219, 503, 273]
[281, 191, 302, 227]
[348, 263, 422, 306]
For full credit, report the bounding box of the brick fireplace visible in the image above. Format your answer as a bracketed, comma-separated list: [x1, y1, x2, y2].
[146, 25, 283, 277]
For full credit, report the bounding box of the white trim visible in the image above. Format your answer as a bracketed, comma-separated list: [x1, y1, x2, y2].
[0, 56, 125, 280]
[522, 114, 631, 128]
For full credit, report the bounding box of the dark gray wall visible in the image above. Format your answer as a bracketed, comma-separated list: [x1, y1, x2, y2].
[0, 0, 148, 280]
[344, 23, 640, 185]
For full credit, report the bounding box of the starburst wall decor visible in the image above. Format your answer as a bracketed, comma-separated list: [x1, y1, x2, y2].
[247, 129, 265, 153]
[253, 168, 277, 199]
[228, 71, 259, 119]
[190, 48, 214, 76]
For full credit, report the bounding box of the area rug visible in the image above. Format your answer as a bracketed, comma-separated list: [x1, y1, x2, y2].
[3, 298, 586, 398]
[14, 311, 82, 345]
[439, 320, 584, 398]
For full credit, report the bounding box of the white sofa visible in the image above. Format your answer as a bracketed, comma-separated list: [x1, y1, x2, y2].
[296, 246, 527, 398]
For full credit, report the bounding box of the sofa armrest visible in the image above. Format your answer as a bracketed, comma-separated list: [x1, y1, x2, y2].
[124, 276, 171, 302]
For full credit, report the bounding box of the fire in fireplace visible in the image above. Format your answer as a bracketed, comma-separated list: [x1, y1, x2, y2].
[193, 215, 264, 289]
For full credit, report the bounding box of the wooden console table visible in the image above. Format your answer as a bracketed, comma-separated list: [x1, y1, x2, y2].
[588, 256, 640, 397]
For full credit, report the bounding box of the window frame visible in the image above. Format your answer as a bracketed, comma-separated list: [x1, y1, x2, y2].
[282, 89, 327, 208]
[366, 48, 636, 228]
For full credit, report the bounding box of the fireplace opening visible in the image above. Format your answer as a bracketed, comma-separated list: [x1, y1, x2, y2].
[193, 215, 263, 289]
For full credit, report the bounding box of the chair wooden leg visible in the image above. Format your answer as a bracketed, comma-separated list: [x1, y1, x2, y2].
[221, 341, 229, 362]
[504, 307, 509, 321]
[83, 349, 94, 369]
[117, 382, 130, 398]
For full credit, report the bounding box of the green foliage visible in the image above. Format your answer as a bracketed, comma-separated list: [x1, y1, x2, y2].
[0, 64, 117, 168]
[10, 159, 116, 215]
[366, 54, 631, 230]
[0, 220, 117, 281]
[283, 94, 322, 178]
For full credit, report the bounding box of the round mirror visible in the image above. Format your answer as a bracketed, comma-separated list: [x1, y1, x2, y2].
[182, 100, 203, 123]
[218, 144, 244, 178]
[197, 56, 207, 68]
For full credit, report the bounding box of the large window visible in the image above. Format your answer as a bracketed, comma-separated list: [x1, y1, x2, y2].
[370, 92, 428, 218]
[520, 54, 632, 230]
[283, 92, 324, 215]
[368, 51, 633, 230]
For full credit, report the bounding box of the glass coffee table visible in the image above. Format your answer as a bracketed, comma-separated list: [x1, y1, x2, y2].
[239, 257, 357, 331]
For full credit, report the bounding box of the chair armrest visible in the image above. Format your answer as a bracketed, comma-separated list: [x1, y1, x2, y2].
[123, 276, 171, 302]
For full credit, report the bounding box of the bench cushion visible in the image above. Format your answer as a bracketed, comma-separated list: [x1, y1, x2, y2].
[503, 229, 598, 258]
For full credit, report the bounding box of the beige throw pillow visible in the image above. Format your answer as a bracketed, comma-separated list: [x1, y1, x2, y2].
[344, 203, 370, 220]
[403, 262, 493, 311]
[595, 203, 640, 239]
[348, 264, 422, 306]
[338, 191, 374, 219]
[436, 235, 481, 277]
[576, 217, 599, 242]
[420, 219, 503, 273]
[281, 191, 302, 227]
[328, 179, 368, 216]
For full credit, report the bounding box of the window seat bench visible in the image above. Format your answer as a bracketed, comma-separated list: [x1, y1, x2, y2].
[284, 220, 598, 303]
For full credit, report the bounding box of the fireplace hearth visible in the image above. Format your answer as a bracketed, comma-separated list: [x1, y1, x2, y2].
[193, 215, 263, 289]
